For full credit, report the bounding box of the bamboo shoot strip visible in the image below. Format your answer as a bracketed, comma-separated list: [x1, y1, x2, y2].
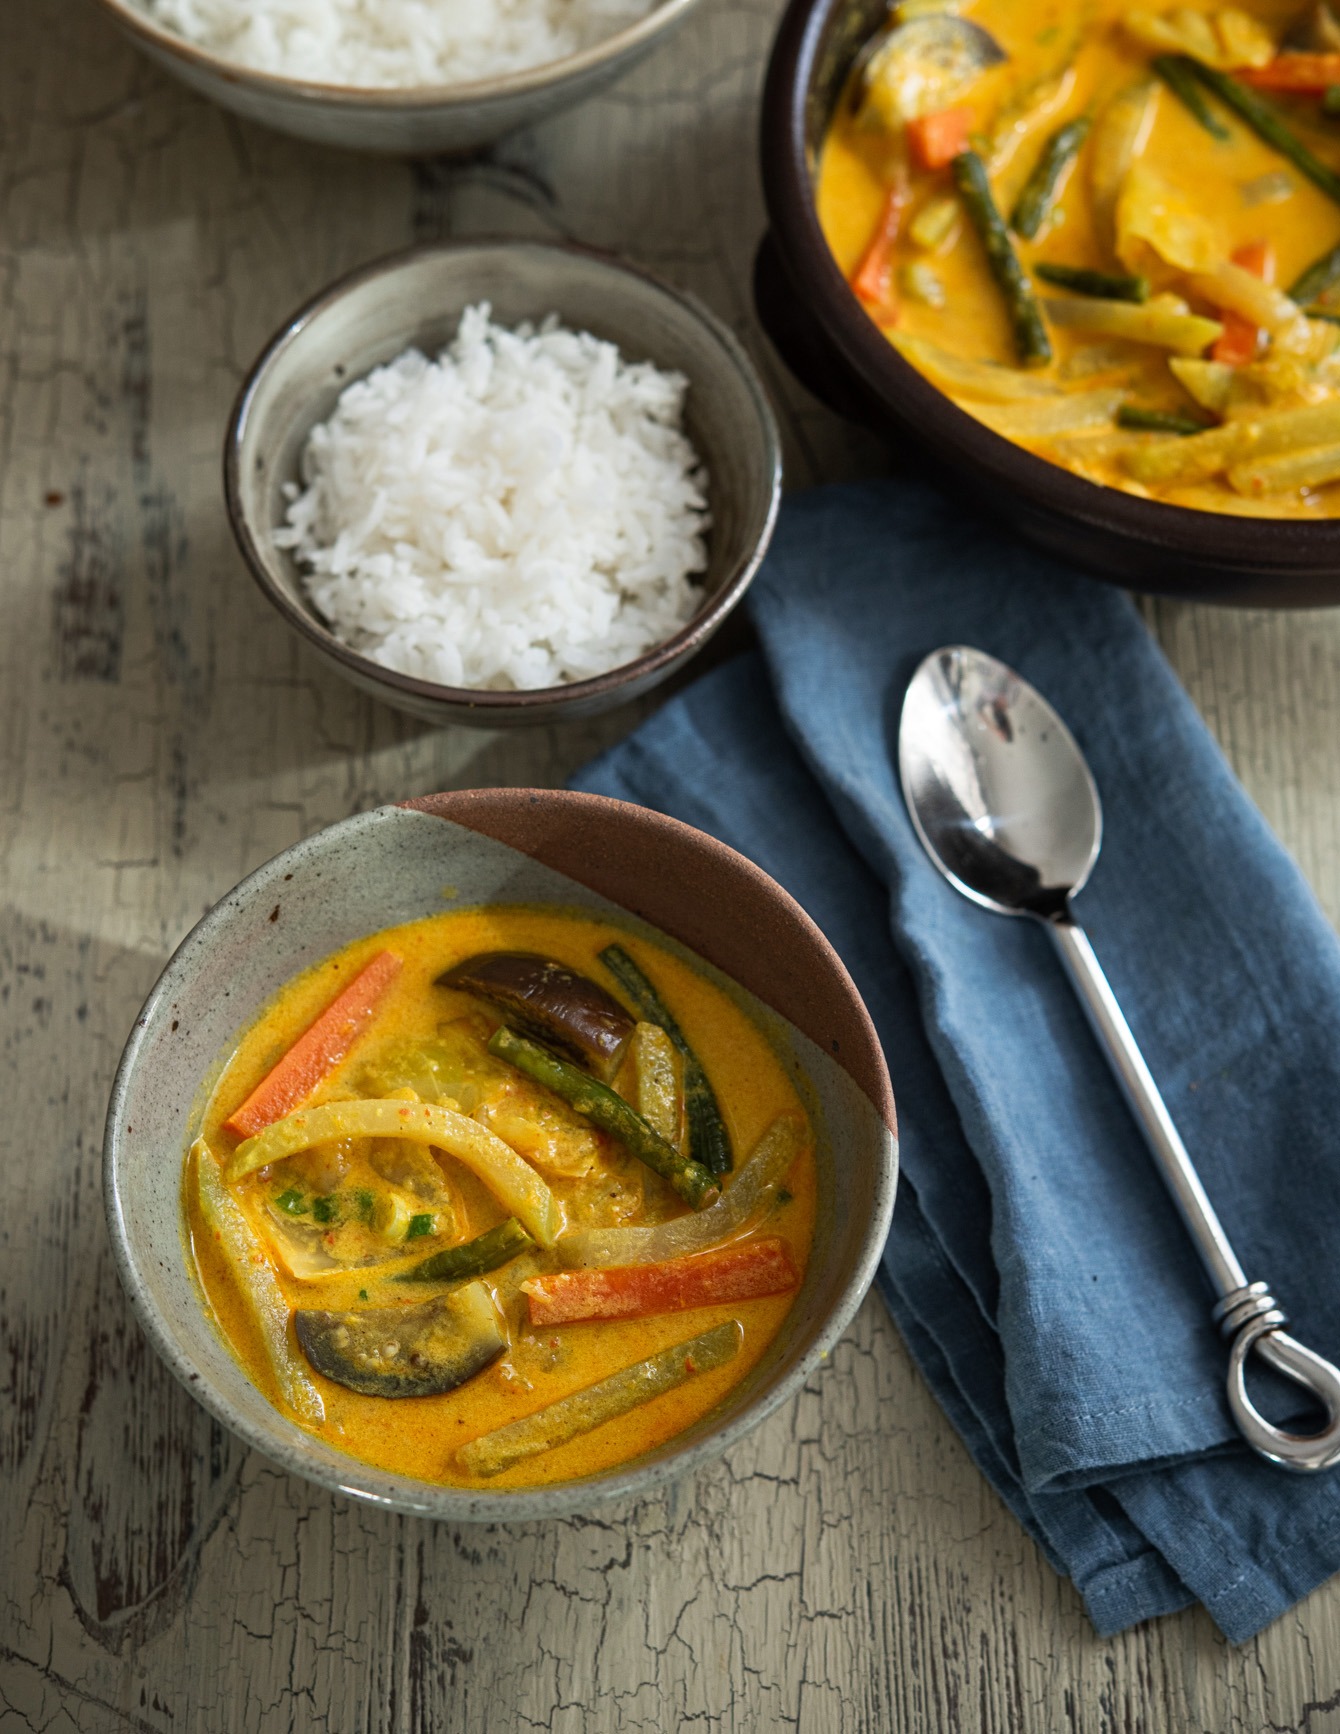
[457, 1320, 743, 1477]
[489, 1026, 720, 1209]
[395, 1217, 534, 1284]
[194, 1141, 324, 1423]
[1151, 54, 1229, 137]
[1290, 243, 1340, 306]
[223, 950, 402, 1139]
[524, 1239, 798, 1326]
[598, 944, 732, 1175]
[227, 1098, 563, 1247]
[559, 1115, 807, 1269]
[1181, 58, 1340, 206]
[1034, 262, 1149, 302]
[1010, 117, 1091, 239]
[951, 151, 1053, 367]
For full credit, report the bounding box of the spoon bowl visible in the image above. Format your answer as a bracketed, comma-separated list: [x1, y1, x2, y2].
[899, 645, 1100, 919]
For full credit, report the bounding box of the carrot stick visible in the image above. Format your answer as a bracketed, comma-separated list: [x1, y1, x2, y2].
[523, 1237, 798, 1326]
[1238, 54, 1340, 94]
[851, 172, 909, 313]
[1211, 241, 1274, 366]
[907, 106, 975, 172]
[223, 949, 402, 1139]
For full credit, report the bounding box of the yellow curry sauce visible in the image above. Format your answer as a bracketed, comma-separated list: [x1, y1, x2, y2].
[817, 0, 1340, 515]
[187, 907, 816, 1489]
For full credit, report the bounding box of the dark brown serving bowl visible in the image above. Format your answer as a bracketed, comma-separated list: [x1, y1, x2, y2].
[757, 0, 1340, 606]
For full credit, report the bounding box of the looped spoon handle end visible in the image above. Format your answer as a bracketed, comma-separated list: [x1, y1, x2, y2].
[1052, 916, 1340, 1473]
[1217, 1284, 1340, 1472]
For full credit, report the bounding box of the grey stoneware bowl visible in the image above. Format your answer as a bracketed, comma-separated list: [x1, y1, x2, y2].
[224, 240, 783, 727]
[103, 788, 899, 1522]
[756, 0, 1340, 606]
[90, 0, 702, 155]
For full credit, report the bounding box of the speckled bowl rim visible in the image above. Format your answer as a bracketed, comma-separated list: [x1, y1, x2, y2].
[103, 796, 898, 1522]
[223, 238, 783, 718]
[91, 0, 702, 107]
[759, 0, 1340, 578]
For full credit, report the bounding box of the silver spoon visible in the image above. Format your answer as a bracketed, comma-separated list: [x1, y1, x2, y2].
[899, 644, 1340, 1472]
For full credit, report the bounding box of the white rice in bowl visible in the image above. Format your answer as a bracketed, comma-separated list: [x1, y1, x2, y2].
[274, 303, 711, 692]
[136, 0, 654, 86]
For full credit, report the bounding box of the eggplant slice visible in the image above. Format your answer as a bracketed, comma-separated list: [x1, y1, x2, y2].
[294, 1280, 505, 1398]
[439, 953, 634, 1080]
[853, 15, 1007, 123]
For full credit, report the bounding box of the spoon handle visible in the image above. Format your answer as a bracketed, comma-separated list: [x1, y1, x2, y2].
[1049, 911, 1340, 1473]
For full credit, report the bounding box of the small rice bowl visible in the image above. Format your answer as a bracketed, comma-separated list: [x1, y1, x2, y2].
[274, 304, 711, 692]
[135, 0, 656, 86]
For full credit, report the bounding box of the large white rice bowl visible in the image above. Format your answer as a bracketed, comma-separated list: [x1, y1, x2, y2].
[275, 304, 711, 692]
[135, 0, 657, 86]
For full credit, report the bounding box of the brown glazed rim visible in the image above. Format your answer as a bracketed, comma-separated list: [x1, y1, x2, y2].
[224, 239, 783, 717]
[402, 787, 897, 1132]
[759, 0, 1340, 578]
[90, 0, 700, 107]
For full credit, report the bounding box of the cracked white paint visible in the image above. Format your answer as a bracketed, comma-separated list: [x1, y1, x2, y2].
[4, 0, 1340, 1728]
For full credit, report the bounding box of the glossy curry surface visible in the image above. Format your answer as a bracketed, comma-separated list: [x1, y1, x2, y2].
[817, 0, 1340, 516]
[187, 907, 816, 1490]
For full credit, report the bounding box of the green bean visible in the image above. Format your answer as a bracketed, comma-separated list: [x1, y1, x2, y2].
[599, 944, 732, 1176]
[1182, 58, 1340, 206]
[457, 1320, 743, 1477]
[1151, 55, 1229, 138]
[952, 150, 1052, 367]
[488, 1027, 720, 1210]
[396, 1217, 534, 1284]
[1290, 243, 1340, 307]
[1034, 262, 1149, 301]
[1010, 117, 1091, 238]
[1116, 406, 1212, 436]
[1325, 86, 1340, 117]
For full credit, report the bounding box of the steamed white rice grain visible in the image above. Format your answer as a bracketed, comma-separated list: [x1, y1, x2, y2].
[137, 0, 653, 86]
[274, 303, 711, 691]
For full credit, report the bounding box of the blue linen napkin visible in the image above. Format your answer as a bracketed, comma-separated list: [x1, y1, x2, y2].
[572, 477, 1340, 1641]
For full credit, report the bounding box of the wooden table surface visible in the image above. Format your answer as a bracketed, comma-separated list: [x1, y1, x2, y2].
[5, 1, 1340, 1727]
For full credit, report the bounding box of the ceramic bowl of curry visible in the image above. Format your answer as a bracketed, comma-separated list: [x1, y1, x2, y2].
[103, 788, 897, 1520]
[758, 0, 1340, 603]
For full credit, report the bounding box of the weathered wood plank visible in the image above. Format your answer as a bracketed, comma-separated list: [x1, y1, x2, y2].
[3, 0, 1340, 1727]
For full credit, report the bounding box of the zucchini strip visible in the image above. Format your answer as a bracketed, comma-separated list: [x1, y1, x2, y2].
[1228, 439, 1340, 494]
[488, 1027, 720, 1210]
[1123, 397, 1340, 485]
[228, 1100, 563, 1248]
[457, 1320, 743, 1477]
[194, 1140, 324, 1423]
[599, 944, 732, 1176]
[1041, 296, 1223, 354]
[558, 1114, 807, 1269]
[630, 1021, 683, 1148]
